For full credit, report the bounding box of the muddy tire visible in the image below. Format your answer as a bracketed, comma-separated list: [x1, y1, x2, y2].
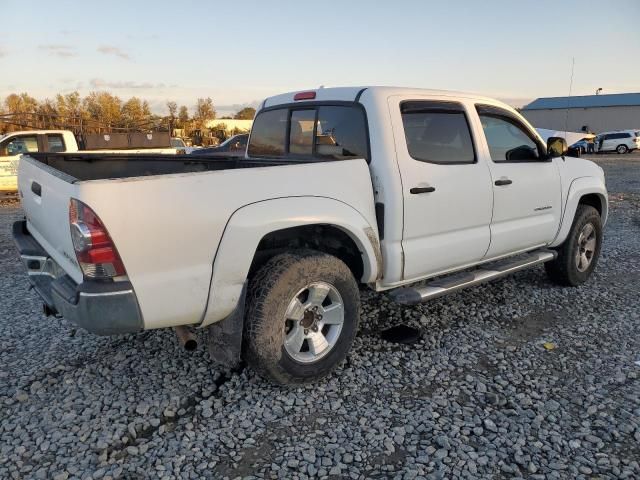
[545, 205, 602, 286]
[243, 250, 360, 384]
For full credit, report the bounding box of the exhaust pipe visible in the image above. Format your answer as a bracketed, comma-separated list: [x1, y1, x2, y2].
[174, 326, 197, 351]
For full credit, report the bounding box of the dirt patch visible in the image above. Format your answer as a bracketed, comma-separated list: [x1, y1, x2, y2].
[503, 309, 568, 345]
[369, 446, 408, 469]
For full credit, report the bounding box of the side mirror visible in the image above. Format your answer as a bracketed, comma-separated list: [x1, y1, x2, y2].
[547, 136, 568, 158]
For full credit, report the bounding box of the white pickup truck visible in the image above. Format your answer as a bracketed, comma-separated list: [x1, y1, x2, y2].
[0, 130, 180, 193]
[13, 87, 608, 384]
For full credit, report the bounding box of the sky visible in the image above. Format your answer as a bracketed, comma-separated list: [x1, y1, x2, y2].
[1, 0, 639, 116]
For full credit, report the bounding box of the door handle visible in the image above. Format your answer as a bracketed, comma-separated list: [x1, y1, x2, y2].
[31, 181, 42, 197]
[494, 178, 512, 186]
[410, 186, 436, 194]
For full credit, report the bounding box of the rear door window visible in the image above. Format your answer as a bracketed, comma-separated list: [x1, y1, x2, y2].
[401, 101, 475, 164]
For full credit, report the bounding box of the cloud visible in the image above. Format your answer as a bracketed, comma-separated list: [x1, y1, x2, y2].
[89, 78, 166, 89]
[97, 45, 130, 60]
[126, 33, 159, 41]
[39, 44, 76, 58]
[0, 47, 7, 57]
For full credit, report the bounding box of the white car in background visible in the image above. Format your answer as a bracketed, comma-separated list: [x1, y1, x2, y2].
[595, 130, 640, 154]
[0, 130, 182, 193]
[170, 137, 199, 154]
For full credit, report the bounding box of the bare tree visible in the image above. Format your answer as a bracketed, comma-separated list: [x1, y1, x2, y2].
[194, 97, 216, 128]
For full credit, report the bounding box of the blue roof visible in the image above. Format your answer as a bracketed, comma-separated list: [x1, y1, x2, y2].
[523, 92, 640, 110]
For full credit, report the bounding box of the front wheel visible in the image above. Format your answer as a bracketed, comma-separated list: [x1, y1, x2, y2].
[243, 250, 360, 384]
[545, 205, 602, 286]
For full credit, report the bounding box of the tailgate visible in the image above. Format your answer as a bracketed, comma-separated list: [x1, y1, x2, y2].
[18, 156, 84, 284]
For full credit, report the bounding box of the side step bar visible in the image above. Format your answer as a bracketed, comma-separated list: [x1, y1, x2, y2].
[389, 250, 557, 306]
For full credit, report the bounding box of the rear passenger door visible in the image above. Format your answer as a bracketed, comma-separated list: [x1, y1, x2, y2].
[474, 105, 562, 258]
[389, 97, 494, 280]
[601, 134, 616, 152]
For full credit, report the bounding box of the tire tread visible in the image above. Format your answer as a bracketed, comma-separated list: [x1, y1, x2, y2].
[243, 250, 359, 385]
[545, 204, 602, 286]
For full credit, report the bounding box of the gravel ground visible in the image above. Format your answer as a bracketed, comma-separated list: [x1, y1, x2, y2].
[1, 154, 639, 480]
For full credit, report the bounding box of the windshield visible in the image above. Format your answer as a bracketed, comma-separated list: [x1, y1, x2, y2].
[170, 138, 186, 148]
[220, 135, 246, 147]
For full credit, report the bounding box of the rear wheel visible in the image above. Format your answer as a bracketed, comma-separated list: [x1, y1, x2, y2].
[545, 205, 602, 286]
[616, 144, 628, 154]
[243, 250, 360, 384]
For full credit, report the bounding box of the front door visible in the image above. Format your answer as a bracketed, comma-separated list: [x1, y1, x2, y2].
[389, 97, 493, 281]
[474, 105, 562, 258]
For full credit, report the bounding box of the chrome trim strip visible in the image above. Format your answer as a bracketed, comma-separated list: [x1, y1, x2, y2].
[79, 290, 134, 298]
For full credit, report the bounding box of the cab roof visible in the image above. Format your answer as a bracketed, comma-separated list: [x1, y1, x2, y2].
[0, 129, 70, 138]
[263, 86, 511, 111]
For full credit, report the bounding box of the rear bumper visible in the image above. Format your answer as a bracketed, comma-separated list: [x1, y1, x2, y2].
[13, 220, 143, 335]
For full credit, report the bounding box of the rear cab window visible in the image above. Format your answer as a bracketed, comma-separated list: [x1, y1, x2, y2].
[46, 134, 66, 152]
[248, 104, 369, 161]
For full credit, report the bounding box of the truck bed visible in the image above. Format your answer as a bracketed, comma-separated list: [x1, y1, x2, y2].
[28, 152, 308, 182]
[18, 152, 377, 331]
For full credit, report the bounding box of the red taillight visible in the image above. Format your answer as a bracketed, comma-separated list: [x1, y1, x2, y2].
[69, 198, 126, 279]
[294, 91, 316, 101]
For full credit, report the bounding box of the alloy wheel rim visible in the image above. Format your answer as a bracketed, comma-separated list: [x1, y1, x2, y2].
[283, 281, 344, 363]
[575, 223, 597, 272]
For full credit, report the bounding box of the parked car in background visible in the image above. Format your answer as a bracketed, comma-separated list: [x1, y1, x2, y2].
[1, 130, 74, 192]
[595, 130, 639, 154]
[570, 139, 589, 154]
[170, 137, 199, 154]
[190, 134, 248, 157]
[13, 86, 607, 384]
[0, 130, 181, 192]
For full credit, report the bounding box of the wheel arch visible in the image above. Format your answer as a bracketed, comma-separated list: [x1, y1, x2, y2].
[550, 177, 608, 248]
[200, 196, 381, 327]
[249, 224, 366, 282]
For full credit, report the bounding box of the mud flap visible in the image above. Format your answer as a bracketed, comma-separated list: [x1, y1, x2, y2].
[205, 283, 246, 368]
